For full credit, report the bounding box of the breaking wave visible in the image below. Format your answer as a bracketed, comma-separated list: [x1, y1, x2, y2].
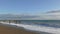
[0, 22, 60, 34]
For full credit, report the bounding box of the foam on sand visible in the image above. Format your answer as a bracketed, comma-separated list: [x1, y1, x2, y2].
[0, 22, 60, 34]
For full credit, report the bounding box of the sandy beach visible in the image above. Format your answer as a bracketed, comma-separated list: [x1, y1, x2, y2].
[0, 24, 38, 34]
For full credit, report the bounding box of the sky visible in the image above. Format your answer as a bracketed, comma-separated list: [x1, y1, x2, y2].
[0, 0, 60, 15]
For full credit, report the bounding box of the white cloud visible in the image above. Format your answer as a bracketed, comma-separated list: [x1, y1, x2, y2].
[2, 10, 60, 20]
[24, 10, 60, 20]
[38, 10, 60, 20]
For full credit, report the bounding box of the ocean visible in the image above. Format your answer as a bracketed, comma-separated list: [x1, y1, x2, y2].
[1, 20, 60, 34]
[20, 20, 60, 28]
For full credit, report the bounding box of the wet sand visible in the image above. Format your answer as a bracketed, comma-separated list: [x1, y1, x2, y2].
[0, 25, 38, 34]
[0, 24, 52, 34]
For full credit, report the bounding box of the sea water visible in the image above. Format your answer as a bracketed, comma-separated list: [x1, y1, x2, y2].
[1, 20, 60, 34]
[20, 20, 60, 34]
[21, 20, 60, 28]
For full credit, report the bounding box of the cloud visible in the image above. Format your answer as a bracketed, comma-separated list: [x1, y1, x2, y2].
[0, 10, 60, 20]
[39, 10, 60, 20]
[22, 10, 60, 20]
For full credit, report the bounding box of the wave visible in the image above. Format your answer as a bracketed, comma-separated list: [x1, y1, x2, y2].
[0, 22, 60, 34]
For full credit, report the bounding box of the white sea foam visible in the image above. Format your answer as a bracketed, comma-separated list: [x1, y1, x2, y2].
[0, 22, 60, 34]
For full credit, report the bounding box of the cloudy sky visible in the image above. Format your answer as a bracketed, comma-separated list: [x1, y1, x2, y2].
[0, 0, 60, 15]
[0, 0, 60, 20]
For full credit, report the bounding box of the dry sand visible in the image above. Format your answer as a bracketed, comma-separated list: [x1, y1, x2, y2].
[0, 25, 38, 34]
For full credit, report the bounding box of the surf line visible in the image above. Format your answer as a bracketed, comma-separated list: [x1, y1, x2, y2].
[0, 22, 60, 34]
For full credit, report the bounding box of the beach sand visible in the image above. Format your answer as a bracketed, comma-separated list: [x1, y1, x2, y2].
[0, 25, 38, 34]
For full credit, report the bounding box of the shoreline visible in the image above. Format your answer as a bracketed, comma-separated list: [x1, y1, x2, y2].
[0, 24, 38, 34]
[0, 23, 52, 34]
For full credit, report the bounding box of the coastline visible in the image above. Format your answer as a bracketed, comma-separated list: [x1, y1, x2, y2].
[0, 23, 53, 34]
[0, 24, 38, 34]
